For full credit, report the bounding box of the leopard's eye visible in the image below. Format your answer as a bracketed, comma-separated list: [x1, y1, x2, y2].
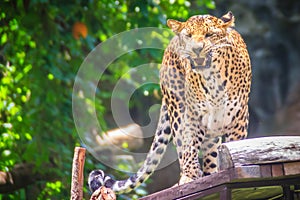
[205, 33, 213, 38]
[182, 30, 192, 37]
[181, 29, 192, 38]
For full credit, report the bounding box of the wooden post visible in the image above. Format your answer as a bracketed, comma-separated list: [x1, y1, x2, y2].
[220, 186, 231, 200]
[70, 147, 86, 200]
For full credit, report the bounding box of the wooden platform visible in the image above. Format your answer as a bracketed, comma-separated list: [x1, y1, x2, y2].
[140, 136, 300, 200]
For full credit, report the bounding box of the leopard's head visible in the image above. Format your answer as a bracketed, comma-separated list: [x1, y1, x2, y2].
[167, 11, 235, 43]
[166, 12, 236, 72]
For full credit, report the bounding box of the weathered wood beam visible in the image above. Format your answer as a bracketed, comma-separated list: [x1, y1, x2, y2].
[218, 136, 300, 170]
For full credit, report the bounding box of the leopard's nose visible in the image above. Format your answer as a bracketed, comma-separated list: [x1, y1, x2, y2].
[192, 46, 202, 56]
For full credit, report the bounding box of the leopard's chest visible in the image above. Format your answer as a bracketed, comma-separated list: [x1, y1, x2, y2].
[187, 67, 227, 103]
[187, 69, 237, 135]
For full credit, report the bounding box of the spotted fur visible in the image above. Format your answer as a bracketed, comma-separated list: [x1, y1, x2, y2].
[89, 11, 251, 194]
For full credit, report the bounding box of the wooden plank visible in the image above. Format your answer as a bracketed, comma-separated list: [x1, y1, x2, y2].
[140, 171, 300, 200]
[218, 136, 300, 169]
[139, 170, 232, 200]
[233, 165, 261, 179]
[177, 185, 225, 200]
[284, 161, 300, 175]
[272, 164, 284, 177]
[260, 165, 272, 178]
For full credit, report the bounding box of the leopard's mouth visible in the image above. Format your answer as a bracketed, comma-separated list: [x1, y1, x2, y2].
[179, 49, 212, 71]
[191, 57, 206, 68]
[189, 56, 211, 71]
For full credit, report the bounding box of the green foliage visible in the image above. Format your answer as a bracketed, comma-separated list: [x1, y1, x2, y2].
[38, 181, 63, 199]
[0, 0, 215, 199]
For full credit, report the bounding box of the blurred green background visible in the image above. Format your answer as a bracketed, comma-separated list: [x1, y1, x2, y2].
[1, 0, 299, 199]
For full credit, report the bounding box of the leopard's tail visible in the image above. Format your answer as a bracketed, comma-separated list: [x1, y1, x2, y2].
[88, 103, 172, 194]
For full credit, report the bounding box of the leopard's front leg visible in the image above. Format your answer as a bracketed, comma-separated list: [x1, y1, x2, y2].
[178, 104, 203, 184]
[202, 136, 222, 175]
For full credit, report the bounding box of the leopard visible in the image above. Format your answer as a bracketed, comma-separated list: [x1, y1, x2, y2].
[88, 11, 252, 194]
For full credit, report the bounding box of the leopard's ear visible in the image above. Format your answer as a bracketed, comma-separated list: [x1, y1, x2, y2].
[220, 11, 235, 28]
[167, 19, 184, 34]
